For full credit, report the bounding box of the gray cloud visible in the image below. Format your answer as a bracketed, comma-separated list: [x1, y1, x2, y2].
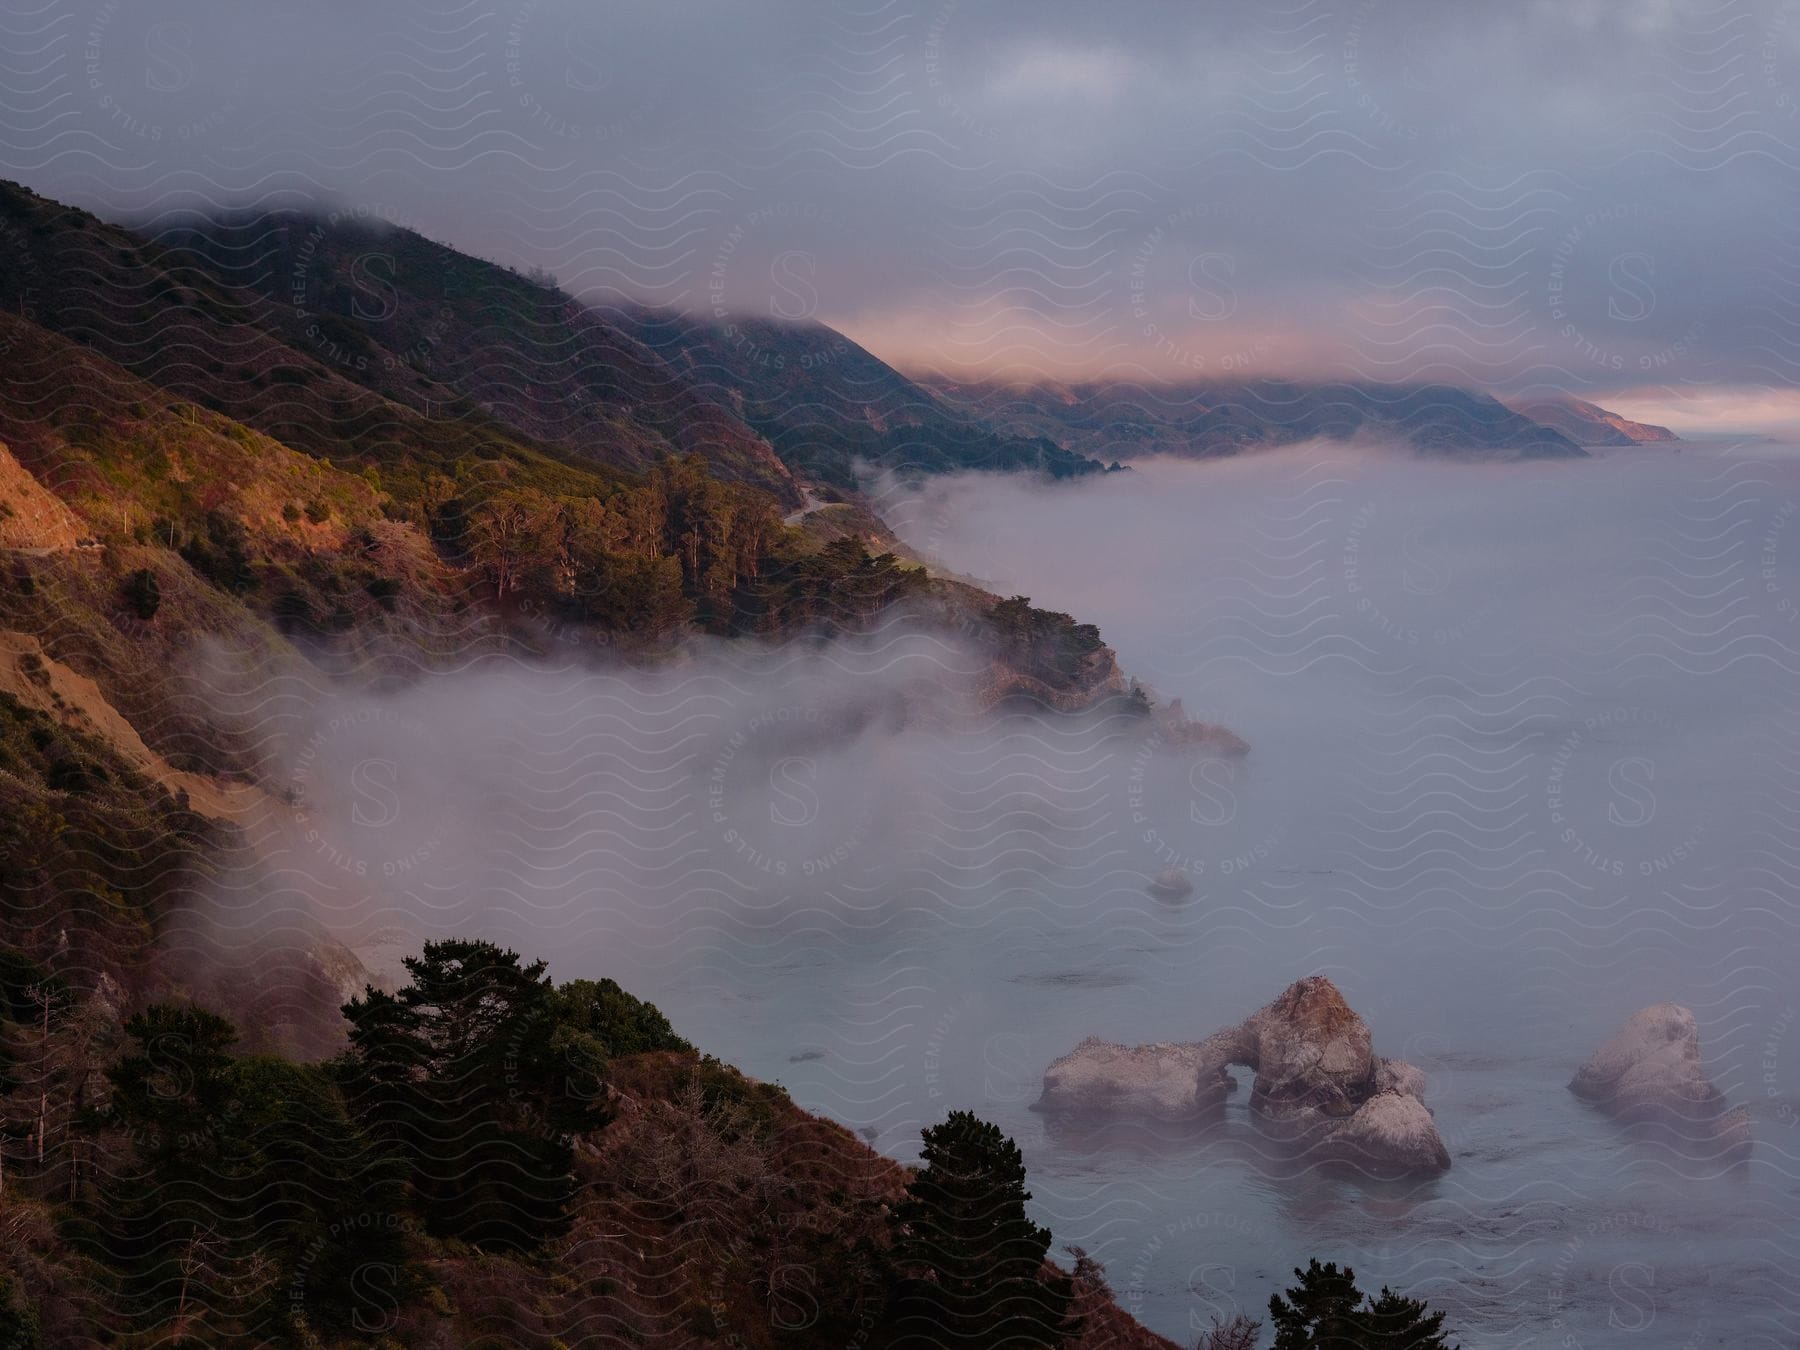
[5, 0, 1798, 397]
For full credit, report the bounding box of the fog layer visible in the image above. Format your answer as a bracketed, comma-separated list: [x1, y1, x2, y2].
[188, 441, 1800, 1342]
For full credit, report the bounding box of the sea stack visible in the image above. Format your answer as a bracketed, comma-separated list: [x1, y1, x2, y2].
[1035, 976, 1451, 1175]
[1569, 1003, 1751, 1162]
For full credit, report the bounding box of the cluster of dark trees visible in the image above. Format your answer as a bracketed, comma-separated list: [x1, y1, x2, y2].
[0, 939, 692, 1342]
[982, 595, 1109, 692]
[112, 444, 939, 647]
[419, 455, 927, 640]
[0, 940, 1460, 1349]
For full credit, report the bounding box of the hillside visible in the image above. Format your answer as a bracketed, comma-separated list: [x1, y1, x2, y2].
[603, 305, 1114, 486]
[0, 182, 1201, 1347]
[0, 920, 1177, 1348]
[0, 181, 546, 511]
[0, 181, 1145, 705]
[0, 445, 86, 550]
[155, 211, 801, 503]
[0, 306, 460, 777]
[0, 182, 1175, 962]
[1505, 394, 1679, 446]
[149, 208, 1109, 499]
[921, 376, 1590, 461]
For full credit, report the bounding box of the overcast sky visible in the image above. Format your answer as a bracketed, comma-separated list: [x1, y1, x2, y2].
[6, 0, 1799, 416]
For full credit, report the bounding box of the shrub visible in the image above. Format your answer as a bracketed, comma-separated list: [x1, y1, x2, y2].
[121, 568, 160, 620]
[0, 1273, 40, 1350]
[177, 511, 256, 593]
[364, 575, 402, 611]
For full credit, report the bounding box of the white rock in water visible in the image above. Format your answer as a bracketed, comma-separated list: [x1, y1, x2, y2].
[1571, 1003, 1701, 1103]
[1571, 1003, 1751, 1159]
[1326, 1092, 1452, 1173]
[1033, 1036, 1209, 1119]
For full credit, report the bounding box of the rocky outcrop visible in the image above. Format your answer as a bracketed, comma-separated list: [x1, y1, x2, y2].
[1570, 1004, 1751, 1159]
[1200, 977, 1376, 1120]
[1035, 976, 1451, 1174]
[1036, 1037, 1222, 1120]
[1326, 1092, 1450, 1173]
[1148, 699, 1252, 757]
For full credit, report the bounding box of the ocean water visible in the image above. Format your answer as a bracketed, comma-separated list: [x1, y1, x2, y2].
[649, 444, 1800, 1347]
[241, 440, 1800, 1346]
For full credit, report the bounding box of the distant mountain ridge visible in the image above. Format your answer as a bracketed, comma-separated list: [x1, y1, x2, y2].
[919, 376, 1592, 461]
[598, 304, 1112, 486]
[153, 207, 802, 501]
[0, 179, 1633, 488]
[1504, 394, 1679, 447]
[154, 211, 1117, 497]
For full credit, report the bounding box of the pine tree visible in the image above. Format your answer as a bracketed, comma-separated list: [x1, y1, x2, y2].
[99, 1006, 407, 1340]
[884, 1110, 1074, 1347]
[337, 939, 610, 1250]
[1359, 1287, 1456, 1350]
[1269, 1260, 1363, 1350]
[1269, 1260, 1458, 1350]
